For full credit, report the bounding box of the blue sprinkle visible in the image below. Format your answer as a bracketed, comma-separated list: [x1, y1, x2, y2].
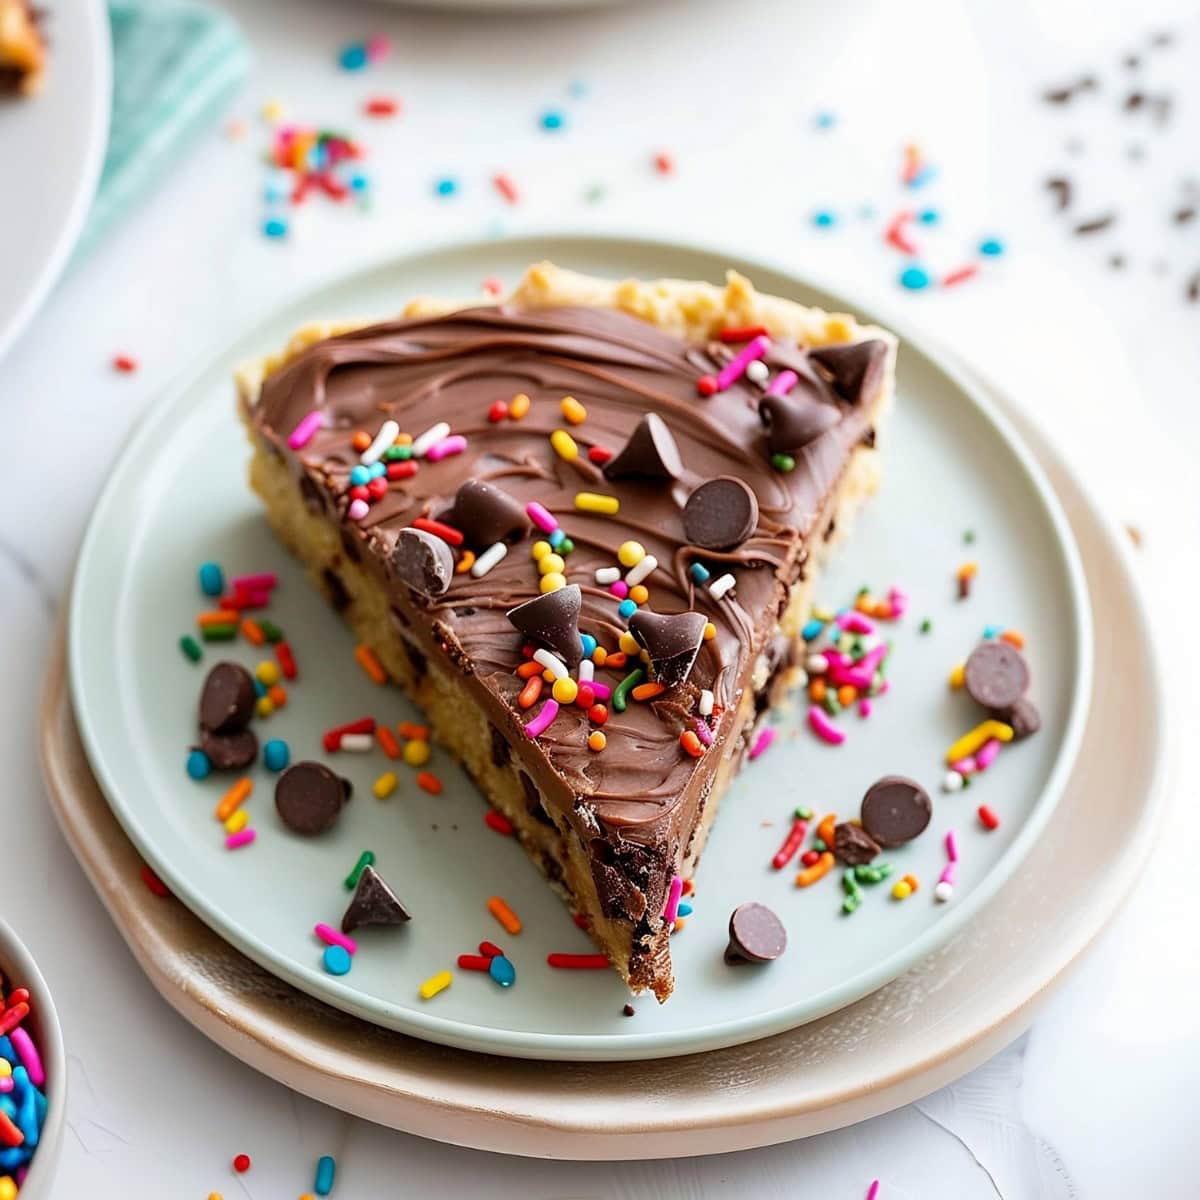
[618, 599, 637, 619]
[814, 110, 837, 130]
[339, 43, 368, 70]
[489, 955, 516, 987]
[906, 164, 938, 189]
[368, 461, 387, 479]
[979, 237, 1005, 257]
[323, 944, 352, 976]
[982, 624, 1004, 640]
[548, 528, 566, 548]
[677, 901, 693, 917]
[0, 1146, 31, 1170]
[689, 563, 711, 584]
[254, 679, 266, 697]
[263, 739, 290, 772]
[812, 209, 837, 228]
[801, 618, 825, 642]
[918, 208, 940, 225]
[858, 203, 877, 220]
[0, 1095, 14, 1119]
[580, 634, 597, 658]
[540, 108, 567, 132]
[186, 750, 211, 781]
[348, 172, 369, 192]
[349, 465, 370, 486]
[899, 265, 931, 291]
[568, 79, 588, 99]
[262, 217, 288, 239]
[434, 176, 458, 198]
[198, 562, 223, 597]
[315, 1154, 337, 1196]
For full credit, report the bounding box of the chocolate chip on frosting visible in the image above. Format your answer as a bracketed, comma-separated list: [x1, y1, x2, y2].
[507, 583, 584, 667]
[860, 775, 932, 847]
[391, 527, 455, 597]
[341, 864, 411, 933]
[759, 393, 841, 454]
[199, 662, 256, 733]
[724, 902, 787, 965]
[809, 339, 888, 406]
[441, 479, 529, 550]
[602, 413, 683, 482]
[964, 640, 1030, 711]
[682, 476, 759, 550]
[276, 761, 351, 836]
[628, 609, 708, 689]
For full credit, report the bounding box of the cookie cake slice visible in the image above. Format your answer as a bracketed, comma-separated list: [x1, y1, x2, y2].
[237, 263, 897, 1001]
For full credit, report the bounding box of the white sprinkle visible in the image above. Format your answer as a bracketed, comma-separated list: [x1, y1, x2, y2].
[708, 573, 736, 601]
[470, 541, 508, 578]
[595, 566, 621, 585]
[934, 881, 955, 903]
[795, 669, 809, 689]
[361, 419, 400, 465]
[579, 659, 595, 683]
[857, 633, 882, 653]
[339, 733, 374, 753]
[806, 653, 829, 675]
[533, 648, 568, 679]
[941, 770, 965, 793]
[745, 359, 770, 385]
[698, 689, 714, 717]
[412, 421, 451, 458]
[623, 554, 658, 588]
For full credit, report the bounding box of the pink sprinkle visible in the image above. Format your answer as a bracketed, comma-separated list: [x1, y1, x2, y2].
[231, 572, 277, 592]
[945, 829, 959, 863]
[951, 755, 977, 776]
[609, 580, 629, 599]
[765, 368, 798, 397]
[938, 862, 957, 886]
[315, 923, 358, 954]
[663, 874, 683, 924]
[481, 276, 504, 296]
[866, 1182, 881, 1200]
[858, 698, 873, 718]
[232, 589, 273, 610]
[822, 649, 851, 670]
[348, 498, 370, 521]
[875, 679, 891, 696]
[975, 737, 1002, 770]
[9, 1027, 44, 1087]
[828, 644, 888, 690]
[807, 705, 845, 745]
[694, 719, 713, 746]
[287, 409, 324, 449]
[0, 1078, 12, 1094]
[426, 434, 468, 462]
[715, 334, 770, 392]
[525, 698, 560, 738]
[748, 726, 777, 760]
[366, 33, 391, 61]
[527, 501, 558, 533]
[837, 611, 876, 635]
[226, 828, 256, 850]
[588, 680, 612, 700]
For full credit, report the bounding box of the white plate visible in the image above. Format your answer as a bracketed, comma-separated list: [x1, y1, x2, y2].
[68, 234, 1091, 1061]
[0, 0, 110, 360]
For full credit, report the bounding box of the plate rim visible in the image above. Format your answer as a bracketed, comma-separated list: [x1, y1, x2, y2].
[67, 232, 1095, 1060]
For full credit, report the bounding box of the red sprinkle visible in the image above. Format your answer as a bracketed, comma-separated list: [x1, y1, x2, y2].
[547, 953, 610, 969]
[233, 1154, 251, 1173]
[275, 641, 297, 680]
[316, 172, 349, 201]
[800, 849, 820, 867]
[412, 517, 464, 546]
[493, 172, 520, 204]
[572, 913, 590, 929]
[719, 325, 769, 343]
[771, 817, 809, 870]
[0, 1004, 30, 1037]
[376, 726, 401, 759]
[416, 771, 442, 795]
[457, 954, 491, 971]
[978, 804, 1000, 830]
[487, 400, 509, 422]
[484, 810, 514, 836]
[696, 374, 718, 397]
[387, 460, 419, 481]
[364, 96, 400, 117]
[481, 276, 504, 296]
[575, 684, 596, 709]
[323, 717, 376, 752]
[349, 485, 370, 502]
[367, 476, 388, 499]
[0, 1111, 23, 1148]
[112, 353, 138, 373]
[884, 210, 918, 255]
[140, 864, 170, 897]
[653, 151, 674, 175]
[942, 264, 980, 288]
[588, 703, 608, 725]
[586, 444, 612, 465]
[479, 941, 504, 958]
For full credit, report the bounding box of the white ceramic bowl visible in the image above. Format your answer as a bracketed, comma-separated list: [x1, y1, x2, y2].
[0, 920, 65, 1199]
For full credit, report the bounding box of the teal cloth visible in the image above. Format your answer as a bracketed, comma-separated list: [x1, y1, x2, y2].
[77, 1, 250, 255]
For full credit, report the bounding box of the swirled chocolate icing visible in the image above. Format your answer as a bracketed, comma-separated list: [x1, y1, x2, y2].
[248, 305, 879, 926]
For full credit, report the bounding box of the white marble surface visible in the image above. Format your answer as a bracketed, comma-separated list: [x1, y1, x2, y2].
[2, 0, 1199, 1194]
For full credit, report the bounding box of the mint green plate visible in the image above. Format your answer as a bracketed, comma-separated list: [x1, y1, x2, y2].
[68, 234, 1091, 1061]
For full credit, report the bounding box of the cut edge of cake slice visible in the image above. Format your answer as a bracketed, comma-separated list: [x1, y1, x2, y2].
[235, 263, 897, 1001]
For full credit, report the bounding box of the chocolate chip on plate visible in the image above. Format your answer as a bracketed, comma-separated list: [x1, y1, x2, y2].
[995, 695, 1042, 740]
[603, 413, 683, 482]
[198, 662, 256, 733]
[833, 822, 881, 865]
[682, 476, 759, 550]
[964, 640, 1030, 711]
[391, 527, 455, 597]
[198, 727, 258, 770]
[341, 865, 411, 933]
[627, 609, 707, 689]
[724, 902, 788, 965]
[276, 761, 351, 836]
[860, 775, 932, 847]
[507, 583, 584, 667]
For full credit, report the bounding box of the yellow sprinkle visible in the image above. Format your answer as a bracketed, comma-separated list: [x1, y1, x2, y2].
[812, 605, 834, 622]
[629, 584, 649, 605]
[0, 1060, 11, 1078]
[223, 810, 249, 835]
[455, 550, 475, 574]
[508, 392, 531, 420]
[531, 539, 552, 561]
[588, 730, 607, 751]
[419, 970, 453, 1000]
[403, 739, 431, 767]
[255, 696, 274, 719]
[948, 662, 965, 689]
[891, 880, 913, 900]
[540, 572, 566, 593]
[261, 99, 284, 122]
[538, 553, 565, 576]
[703, 622, 717, 641]
[560, 395, 587, 425]
[945, 719, 1014, 764]
[957, 560, 978, 580]
[592, 646, 607, 666]
[575, 492, 620, 515]
[618, 631, 640, 655]
[617, 540, 645, 568]
[255, 660, 281, 687]
[552, 677, 579, 704]
[550, 429, 578, 461]
[373, 771, 399, 799]
[824, 317, 854, 341]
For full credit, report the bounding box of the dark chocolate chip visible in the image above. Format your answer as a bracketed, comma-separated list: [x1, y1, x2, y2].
[833, 822, 881, 866]
[808, 340, 888, 406]
[964, 641, 1030, 711]
[622, 1003, 636, 1017]
[682, 476, 759, 550]
[860, 775, 932, 848]
[724, 903, 787, 965]
[506, 584, 583, 667]
[275, 761, 350, 836]
[441, 480, 529, 550]
[602, 413, 683, 482]
[198, 662, 256, 733]
[198, 727, 258, 770]
[627, 608, 707, 689]
[341, 865, 411, 933]
[391, 527, 455, 597]
[758, 392, 841, 454]
[994, 696, 1042, 740]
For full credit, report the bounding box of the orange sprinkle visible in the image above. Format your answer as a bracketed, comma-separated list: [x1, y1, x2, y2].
[416, 771, 442, 795]
[376, 726, 401, 759]
[855, 594, 873, 614]
[240, 618, 265, 645]
[682, 878, 694, 896]
[268, 685, 288, 708]
[795, 851, 835, 887]
[631, 682, 666, 702]
[487, 895, 522, 934]
[398, 721, 429, 741]
[519, 676, 543, 709]
[516, 660, 543, 679]
[456, 550, 476, 574]
[394, 431, 413, 446]
[354, 644, 387, 685]
[702, 622, 717, 641]
[605, 652, 628, 670]
[587, 730, 607, 751]
[196, 610, 239, 628]
[673, 917, 686, 932]
[542, 668, 556, 683]
[508, 392, 531, 420]
[351, 431, 371, 452]
[1001, 629, 1026, 649]
[817, 812, 836, 847]
[903, 873, 920, 892]
[592, 646, 607, 666]
[809, 677, 827, 702]
[836, 684, 857, 707]
[215, 778, 252, 822]
[871, 601, 893, 619]
[679, 730, 704, 758]
[956, 560, 978, 580]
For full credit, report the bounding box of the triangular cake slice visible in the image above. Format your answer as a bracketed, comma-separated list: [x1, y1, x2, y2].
[237, 263, 897, 1001]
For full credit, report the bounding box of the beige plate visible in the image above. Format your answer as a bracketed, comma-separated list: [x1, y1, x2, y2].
[37, 374, 1171, 1159]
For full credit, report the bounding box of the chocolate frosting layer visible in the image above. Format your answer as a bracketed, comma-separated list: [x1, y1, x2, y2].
[250, 305, 876, 840]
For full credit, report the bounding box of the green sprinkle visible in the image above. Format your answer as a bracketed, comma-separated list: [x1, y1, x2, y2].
[259, 620, 285, 643]
[559, 537, 575, 555]
[612, 668, 645, 713]
[842, 892, 862, 915]
[179, 634, 203, 663]
[876, 643, 894, 678]
[821, 691, 841, 717]
[345, 850, 376, 890]
[794, 806, 814, 821]
[919, 618, 932, 634]
[201, 623, 237, 642]
[770, 453, 796, 473]
[384, 444, 413, 461]
[841, 869, 862, 897]
[811, 837, 827, 853]
[854, 862, 894, 885]
[584, 183, 606, 204]
[963, 529, 976, 544]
